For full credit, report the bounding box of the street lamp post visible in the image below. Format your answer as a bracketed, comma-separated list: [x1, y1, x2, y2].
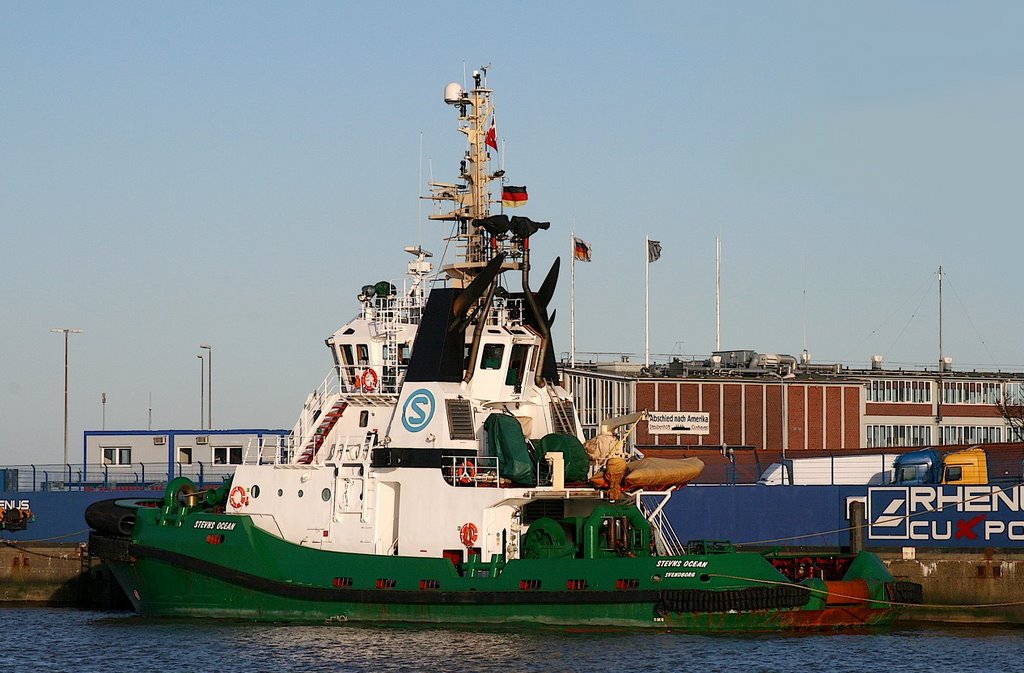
[200, 343, 212, 429]
[101, 392, 106, 430]
[198, 354, 205, 429]
[51, 328, 83, 468]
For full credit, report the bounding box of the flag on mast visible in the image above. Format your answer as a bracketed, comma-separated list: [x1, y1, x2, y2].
[502, 185, 528, 208]
[647, 239, 662, 263]
[572, 236, 592, 262]
[485, 116, 498, 151]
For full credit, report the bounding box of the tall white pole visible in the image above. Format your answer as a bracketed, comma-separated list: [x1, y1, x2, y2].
[51, 328, 82, 467]
[937, 265, 944, 430]
[201, 343, 212, 429]
[716, 236, 721, 351]
[645, 236, 650, 368]
[570, 230, 576, 367]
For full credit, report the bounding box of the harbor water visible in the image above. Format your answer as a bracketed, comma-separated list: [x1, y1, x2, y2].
[10, 608, 1022, 673]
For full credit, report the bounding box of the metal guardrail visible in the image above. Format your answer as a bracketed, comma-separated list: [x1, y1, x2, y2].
[0, 462, 238, 492]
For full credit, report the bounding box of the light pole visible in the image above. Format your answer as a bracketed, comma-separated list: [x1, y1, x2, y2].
[51, 328, 83, 467]
[198, 353, 205, 429]
[768, 371, 793, 465]
[101, 392, 107, 430]
[200, 343, 212, 429]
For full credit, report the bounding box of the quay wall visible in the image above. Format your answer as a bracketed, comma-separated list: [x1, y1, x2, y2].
[879, 549, 1024, 624]
[0, 542, 125, 608]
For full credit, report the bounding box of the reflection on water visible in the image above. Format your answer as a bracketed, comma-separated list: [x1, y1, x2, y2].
[8, 608, 1021, 673]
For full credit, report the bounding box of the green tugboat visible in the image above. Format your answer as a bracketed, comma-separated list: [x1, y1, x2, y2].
[88, 67, 920, 630]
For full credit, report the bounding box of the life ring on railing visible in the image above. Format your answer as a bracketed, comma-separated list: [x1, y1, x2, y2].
[229, 485, 249, 509]
[457, 459, 476, 485]
[360, 369, 379, 392]
[460, 522, 478, 547]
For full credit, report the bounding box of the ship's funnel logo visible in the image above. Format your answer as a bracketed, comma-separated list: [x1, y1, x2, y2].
[402, 389, 436, 433]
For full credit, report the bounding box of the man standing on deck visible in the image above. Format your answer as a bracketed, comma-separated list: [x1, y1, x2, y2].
[585, 431, 628, 500]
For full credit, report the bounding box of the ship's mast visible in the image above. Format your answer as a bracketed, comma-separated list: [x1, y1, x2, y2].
[428, 67, 521, 287]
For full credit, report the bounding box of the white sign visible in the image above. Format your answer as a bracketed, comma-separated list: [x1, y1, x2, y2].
[647, 411, 710, 435]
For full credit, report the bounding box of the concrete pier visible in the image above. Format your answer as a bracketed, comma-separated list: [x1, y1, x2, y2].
[0, 542, 126, 608]
[880, 549, 1024, 624]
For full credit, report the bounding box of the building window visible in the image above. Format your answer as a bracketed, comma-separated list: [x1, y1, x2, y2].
[942, 381, 1000, 405]
[866, 425, 932, 448]
[214, 446, 244, 465]
[102, 447, 132, 465]
[939, 425, 1002, 445]
[179, 447, 193, 464]
[1005, 382, 1024, 405]
[866, 379, 931, 403]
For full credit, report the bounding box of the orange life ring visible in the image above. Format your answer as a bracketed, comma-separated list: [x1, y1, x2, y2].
[229, 485, 249, 509]
[457, 458, 476, 485]
[460, 522, 478, 547]
[361, 369, 379, 392]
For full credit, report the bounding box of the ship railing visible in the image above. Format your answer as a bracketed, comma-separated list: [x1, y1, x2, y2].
[488, 297, 526, 327]
[635, 489, 687, 556]
[534, 459, 554, 487]
[357, 277, 427, 324]
[0, 462, 238, 493]
[243, 435, 296, 465]
[442, 455, 500, 487]
[320, 435, 374, 465]
[338, 364, 406, 395]
[293, 370, 343, 438]
[363, 293, 426, 327]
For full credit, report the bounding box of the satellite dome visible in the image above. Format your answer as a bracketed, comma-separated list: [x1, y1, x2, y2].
[444, 82, 464, 104]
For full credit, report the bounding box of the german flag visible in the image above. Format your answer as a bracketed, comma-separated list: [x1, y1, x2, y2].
[501, 185, 528, 208]
[573, 236, 592, 262]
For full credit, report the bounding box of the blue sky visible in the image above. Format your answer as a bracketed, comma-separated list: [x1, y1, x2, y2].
[3, 2, 1024, 464]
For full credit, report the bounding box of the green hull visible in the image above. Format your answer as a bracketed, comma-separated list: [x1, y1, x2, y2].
[92, 505, 904, 631]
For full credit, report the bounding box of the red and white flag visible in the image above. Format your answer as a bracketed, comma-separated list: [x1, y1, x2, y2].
[485, 116, 498, 151]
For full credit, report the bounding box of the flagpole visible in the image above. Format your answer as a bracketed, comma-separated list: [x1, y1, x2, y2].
[716, 235, 721, 351]
[571, 230, 576, 367]
[645, 236, 650, 368]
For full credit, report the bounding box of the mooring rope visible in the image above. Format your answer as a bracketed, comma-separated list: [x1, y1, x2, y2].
[0, 537, 87, 561]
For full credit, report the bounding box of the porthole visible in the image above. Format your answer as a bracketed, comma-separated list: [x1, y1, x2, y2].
[322, 488, 331, 501]
[277, 488, 283, 497]
[298, 489, 304, 498]
[251, 485, 261, 498]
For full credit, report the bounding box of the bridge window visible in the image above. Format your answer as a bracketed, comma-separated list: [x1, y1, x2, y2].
[506, 344, 530, 386]
[481, 343, 505, 370]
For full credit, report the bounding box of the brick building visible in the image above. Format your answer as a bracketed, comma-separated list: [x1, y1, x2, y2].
[562, 351, 1023, 453]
